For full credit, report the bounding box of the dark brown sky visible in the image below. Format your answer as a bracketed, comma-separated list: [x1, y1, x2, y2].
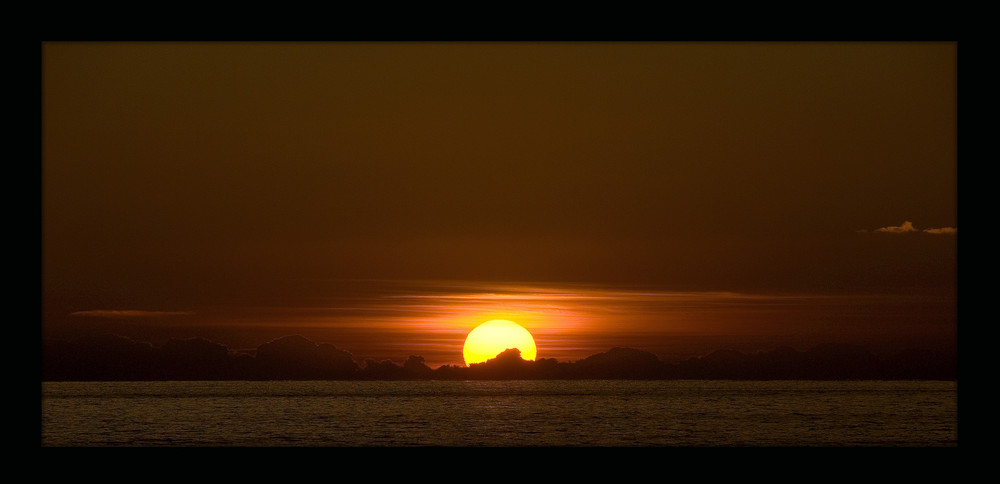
[42, 42, 956, 364]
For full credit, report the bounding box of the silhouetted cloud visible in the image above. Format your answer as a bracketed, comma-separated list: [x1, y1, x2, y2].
[160, 338, 233, 380]
[360, 358, 405, 379]
[255, 335, 359, 379]
[402, 355, 434, 377]
[923, 227, 957, 234]
[876, 221, 918, 233]
[573, 347, 665, 379]
[41, 334, 956, 382]
[69, 310, 194, 318]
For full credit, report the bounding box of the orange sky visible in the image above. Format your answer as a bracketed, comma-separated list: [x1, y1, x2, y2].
[42, 42, 956, 367]
[46, 279, 956, 368]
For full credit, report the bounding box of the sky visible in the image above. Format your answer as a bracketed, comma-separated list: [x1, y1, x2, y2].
[41, 42, 957, 367]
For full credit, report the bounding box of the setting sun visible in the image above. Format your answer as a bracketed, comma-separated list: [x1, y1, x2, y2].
[463, 319, 537, 366]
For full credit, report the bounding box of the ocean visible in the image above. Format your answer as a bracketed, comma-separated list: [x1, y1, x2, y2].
[41, 380, 957, 446]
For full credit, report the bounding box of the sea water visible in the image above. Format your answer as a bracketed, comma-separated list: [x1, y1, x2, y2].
[41, 380, 957, 446]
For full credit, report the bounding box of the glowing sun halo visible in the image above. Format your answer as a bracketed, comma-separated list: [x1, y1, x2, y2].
[463, 319, 537, 366]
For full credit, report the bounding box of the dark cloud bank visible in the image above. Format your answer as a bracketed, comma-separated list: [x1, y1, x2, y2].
[42, 334, 955, 381]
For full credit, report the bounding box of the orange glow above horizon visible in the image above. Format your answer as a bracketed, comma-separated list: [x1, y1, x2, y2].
[463, 319, 537, 366]
[58, 279, 957, 368]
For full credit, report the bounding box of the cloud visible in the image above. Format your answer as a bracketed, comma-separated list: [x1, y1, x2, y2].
[875, 221, 918, 233]
[69, 310, 195, 318]
[870, 221, 956, 235]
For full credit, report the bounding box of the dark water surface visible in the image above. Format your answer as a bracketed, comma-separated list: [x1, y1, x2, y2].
[41, 380, 957, 446]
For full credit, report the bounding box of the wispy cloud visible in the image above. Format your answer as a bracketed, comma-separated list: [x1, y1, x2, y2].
[876, 221, 918, 233]
[870, 221, 956, 235]
[69, 310, 195, 318]
[226, 280, 835, 333]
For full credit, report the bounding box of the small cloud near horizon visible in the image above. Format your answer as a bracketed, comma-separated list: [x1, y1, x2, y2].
[872, 221, 956, 235]
[69, 310, 195, 318]
[875, 221, 918, 233]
